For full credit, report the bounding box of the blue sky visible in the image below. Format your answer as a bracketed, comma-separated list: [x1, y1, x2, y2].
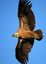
[0, 0, 46, 64]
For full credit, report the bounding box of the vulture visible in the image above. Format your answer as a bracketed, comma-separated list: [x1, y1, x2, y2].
[12, 0, 43, 64]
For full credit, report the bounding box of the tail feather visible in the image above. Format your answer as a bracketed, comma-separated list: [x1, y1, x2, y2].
[34, 29, 43, 41]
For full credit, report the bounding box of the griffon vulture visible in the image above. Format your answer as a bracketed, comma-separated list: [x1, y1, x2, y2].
[12, 0, 43, 64]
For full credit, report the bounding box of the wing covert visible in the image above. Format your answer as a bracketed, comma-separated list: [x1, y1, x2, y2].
[16, 38, 34, 64]
[18, 0, 35, 31]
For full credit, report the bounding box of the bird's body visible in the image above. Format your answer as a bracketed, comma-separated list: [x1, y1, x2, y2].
[12, 0, 43, 64]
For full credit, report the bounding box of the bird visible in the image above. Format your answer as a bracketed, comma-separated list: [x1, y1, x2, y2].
[12, 0, 43, 64]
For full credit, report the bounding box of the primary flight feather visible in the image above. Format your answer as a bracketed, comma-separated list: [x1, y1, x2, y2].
[12, 0, 43, 64]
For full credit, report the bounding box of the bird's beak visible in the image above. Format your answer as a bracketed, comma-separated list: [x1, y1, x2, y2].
[12, 33, 20, 38]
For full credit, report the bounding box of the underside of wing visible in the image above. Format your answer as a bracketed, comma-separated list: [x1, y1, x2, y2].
[18, 0, 35, 31]
[16, 38, 34, 64]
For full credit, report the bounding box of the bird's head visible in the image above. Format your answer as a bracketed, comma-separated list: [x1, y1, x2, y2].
[12, 32, 21, 38]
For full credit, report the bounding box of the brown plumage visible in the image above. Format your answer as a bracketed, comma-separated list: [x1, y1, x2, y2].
[12, 0, 43, 64]
[16, 38, 34, 64]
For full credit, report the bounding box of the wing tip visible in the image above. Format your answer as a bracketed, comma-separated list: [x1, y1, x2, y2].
[18, 0, 32, 16]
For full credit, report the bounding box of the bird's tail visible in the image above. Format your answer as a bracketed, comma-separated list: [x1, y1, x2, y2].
[34, 29, 43, 41]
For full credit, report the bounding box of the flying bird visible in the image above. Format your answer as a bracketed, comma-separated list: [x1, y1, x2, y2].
[12, 0, 43, 64]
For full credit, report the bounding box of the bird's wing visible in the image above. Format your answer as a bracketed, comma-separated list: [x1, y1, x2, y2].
[18, 0, 35, 31]
[16, 38, 34, 64]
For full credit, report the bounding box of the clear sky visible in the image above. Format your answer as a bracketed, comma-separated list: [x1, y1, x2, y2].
[0, 0, 46, 64]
